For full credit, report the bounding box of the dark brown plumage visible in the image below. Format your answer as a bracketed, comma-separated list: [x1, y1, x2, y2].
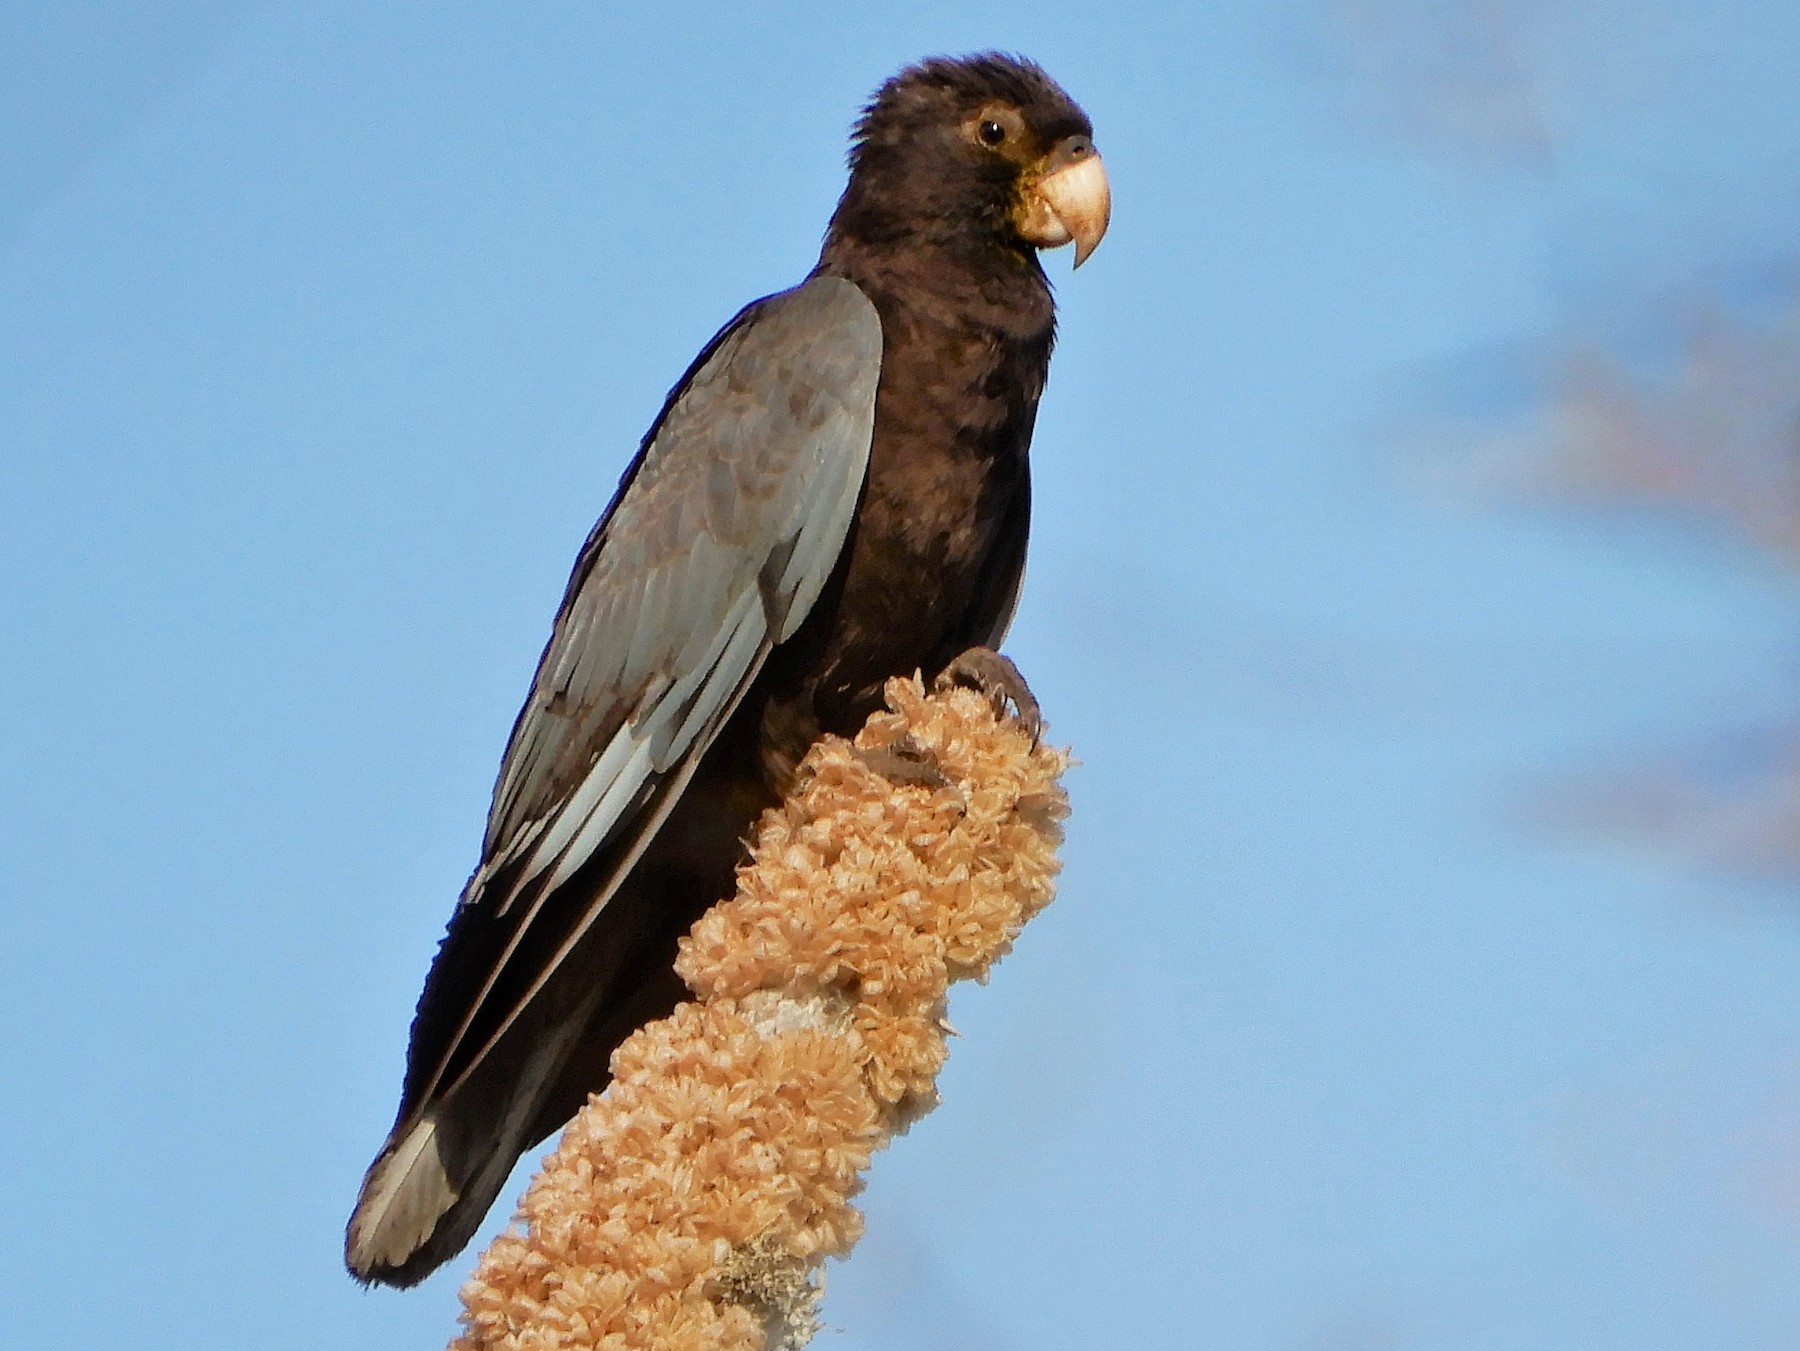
[347, 52, 1107, 1288]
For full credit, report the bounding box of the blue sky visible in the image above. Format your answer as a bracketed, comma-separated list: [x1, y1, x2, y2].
[6, 3, 1800, 1347]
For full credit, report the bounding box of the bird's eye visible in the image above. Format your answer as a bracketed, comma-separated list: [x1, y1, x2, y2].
[978, 119, 1007, 147]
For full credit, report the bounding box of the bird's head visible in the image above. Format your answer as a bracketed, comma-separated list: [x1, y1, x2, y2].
[828, 53, 1110, 270]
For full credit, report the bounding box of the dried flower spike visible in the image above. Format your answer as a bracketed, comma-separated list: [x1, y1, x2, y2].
[451, 676, 1070, 1351]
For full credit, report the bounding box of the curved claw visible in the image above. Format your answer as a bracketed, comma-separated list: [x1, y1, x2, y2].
[934, 647, 1042, 747]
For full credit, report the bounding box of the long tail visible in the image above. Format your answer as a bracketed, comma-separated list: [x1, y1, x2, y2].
[345, 882, 704, 1286]
[346, 987, 596, 1286]
[346, 733, 759, 1286]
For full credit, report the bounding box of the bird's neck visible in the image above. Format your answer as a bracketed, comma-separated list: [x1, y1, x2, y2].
[813, 228, 1056, 348]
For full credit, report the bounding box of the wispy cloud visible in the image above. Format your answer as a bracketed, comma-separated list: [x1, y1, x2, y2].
[1523, 292, 1800, 553]
[1427, 278, 1800, 877]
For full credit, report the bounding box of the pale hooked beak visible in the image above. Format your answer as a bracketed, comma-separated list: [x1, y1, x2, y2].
[1014, 135, 1111, 268]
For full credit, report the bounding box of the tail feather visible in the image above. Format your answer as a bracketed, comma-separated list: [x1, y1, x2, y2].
[345, 1117, 457, 1285]
[346, 980, 604, 1286]
[345, 739, 760, 1286]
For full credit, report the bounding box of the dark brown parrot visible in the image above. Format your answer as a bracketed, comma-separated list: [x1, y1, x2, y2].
[346, 52, 1108, 1287]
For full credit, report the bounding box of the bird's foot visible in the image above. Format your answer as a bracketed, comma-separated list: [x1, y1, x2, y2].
[934, 647, 1042, 746]
[853, 734, 953, 791]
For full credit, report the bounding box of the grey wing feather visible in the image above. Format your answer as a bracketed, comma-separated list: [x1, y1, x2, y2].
[347, 277, 882, 1288]
[416, 275, 880, 1105]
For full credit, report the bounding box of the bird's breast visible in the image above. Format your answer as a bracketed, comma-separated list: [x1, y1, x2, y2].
[753, 296, 1049, 778]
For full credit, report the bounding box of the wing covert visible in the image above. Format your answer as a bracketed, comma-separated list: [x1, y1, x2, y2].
[480, 275, 880, 911]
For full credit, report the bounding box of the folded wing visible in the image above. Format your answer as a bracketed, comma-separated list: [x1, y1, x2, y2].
[347, 276, 882, 1284]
